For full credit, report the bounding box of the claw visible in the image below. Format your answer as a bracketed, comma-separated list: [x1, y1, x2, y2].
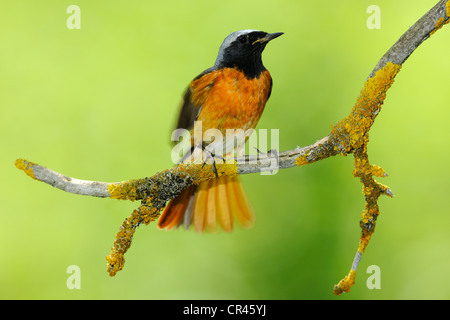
[254, 147, 277, 157]
[201, 144, 221, 179]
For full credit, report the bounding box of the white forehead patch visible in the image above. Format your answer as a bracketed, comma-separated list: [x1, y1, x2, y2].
[214, 29, 261, 66]
[221, 29, 259, 47]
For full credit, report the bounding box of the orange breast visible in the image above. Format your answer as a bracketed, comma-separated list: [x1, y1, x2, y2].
[190, 68, 272, 135]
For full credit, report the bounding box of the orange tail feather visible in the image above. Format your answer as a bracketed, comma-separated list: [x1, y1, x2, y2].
[226, 176, 255, 228]
[216, 177, 233, 232]
[192, 180, 210, 232]
[158, 185, 195, 230]
[158, 176, 254, 232]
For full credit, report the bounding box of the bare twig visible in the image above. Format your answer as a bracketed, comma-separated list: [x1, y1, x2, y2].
[14, 159, 110, 197]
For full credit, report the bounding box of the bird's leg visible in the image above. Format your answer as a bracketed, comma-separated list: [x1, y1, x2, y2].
[201, 143, 224, 179]
[254, 147, 277, 158]
[179, 144, 199, 164]
[254, 147, 279, 175]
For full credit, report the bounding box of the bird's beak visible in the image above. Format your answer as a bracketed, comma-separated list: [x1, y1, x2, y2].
[252, 32, 284, 45]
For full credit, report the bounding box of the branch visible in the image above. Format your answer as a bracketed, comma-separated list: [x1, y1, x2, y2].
[15, 0, 450, 295]
[14, 159, 110, 197]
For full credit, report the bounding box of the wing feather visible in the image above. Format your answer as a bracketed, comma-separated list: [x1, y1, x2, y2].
[174, 67, 219, 134]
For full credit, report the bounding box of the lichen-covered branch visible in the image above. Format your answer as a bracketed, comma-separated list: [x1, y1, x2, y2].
[15, 0, 450, 293]
[332, 0, 449, 295]
[15, 137, 334, 199]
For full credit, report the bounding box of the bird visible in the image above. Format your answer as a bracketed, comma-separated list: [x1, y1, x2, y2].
[157, 29, 283, 233]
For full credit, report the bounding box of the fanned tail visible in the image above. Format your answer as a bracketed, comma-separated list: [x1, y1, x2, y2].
[157, 176, 255, 232]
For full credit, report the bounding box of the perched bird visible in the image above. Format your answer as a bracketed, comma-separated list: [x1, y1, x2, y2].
[158, 29, 283, 232]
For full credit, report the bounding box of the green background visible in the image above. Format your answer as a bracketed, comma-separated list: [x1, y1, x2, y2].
[1, 1, 449, 300]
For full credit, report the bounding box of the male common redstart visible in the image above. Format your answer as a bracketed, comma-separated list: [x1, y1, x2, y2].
[158, 30, 283, 232]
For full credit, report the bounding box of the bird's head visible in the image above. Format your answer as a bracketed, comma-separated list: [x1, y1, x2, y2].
[214, 29, 283, 78]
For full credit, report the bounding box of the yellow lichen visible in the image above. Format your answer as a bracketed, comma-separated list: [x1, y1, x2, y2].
[15, 159, 37, 180]
[139, 198, 161, 225]
[332, 62, 401, 147]
[430, 2, 450, 36]
[329, 62, 402, 295]
[333, 270, 356, 295]
[447, 0, 450, 19]
[377, 181, 392, 197]
[295, 154, 309, 166]
[106, 208, 141, 276]
[371, 164, 386, 177]
[430, 17, 449, 36]
[108, 179, 144, 201]
[106, 195, 169, 277]
[176, 162, 239, 185]
[358, 234, 372, 253]
[106, 253, 125, 276]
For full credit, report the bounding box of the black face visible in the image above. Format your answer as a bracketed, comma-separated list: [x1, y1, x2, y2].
[215, 30, 282, 79]
[232, 31, 269, 55]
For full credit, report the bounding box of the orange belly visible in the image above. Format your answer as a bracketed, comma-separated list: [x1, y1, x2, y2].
[191, 68, 272, 137]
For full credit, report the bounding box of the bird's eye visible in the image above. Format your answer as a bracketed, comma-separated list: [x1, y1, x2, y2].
[238, 35, 247, 44]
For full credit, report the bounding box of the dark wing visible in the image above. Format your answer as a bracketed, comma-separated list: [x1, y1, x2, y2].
[174, 67, 218, 134]
[175, 86, 199, 132]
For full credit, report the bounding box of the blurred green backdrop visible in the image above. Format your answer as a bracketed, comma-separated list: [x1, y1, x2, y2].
[1, 1, 449, 300]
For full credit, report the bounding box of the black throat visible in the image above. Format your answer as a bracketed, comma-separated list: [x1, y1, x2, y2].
[218, 56, 266, 79]
[216, 45, 267, 79]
